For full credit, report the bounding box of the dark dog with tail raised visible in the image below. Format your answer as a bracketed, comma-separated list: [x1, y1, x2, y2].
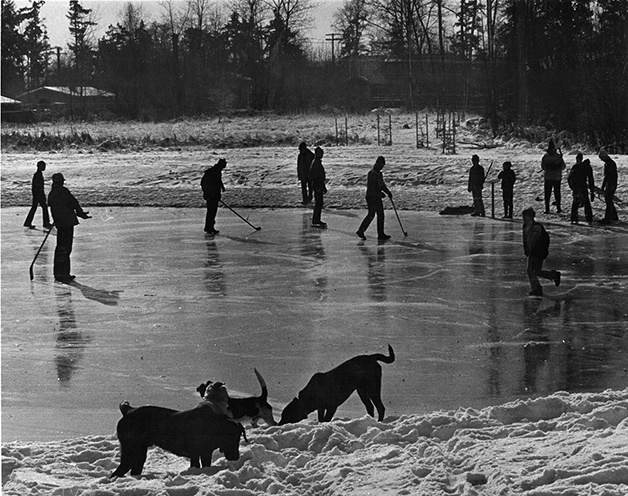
[279, 344, 395, 425]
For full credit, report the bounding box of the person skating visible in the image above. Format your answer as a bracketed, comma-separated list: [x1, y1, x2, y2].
[297, 142, 314, 205]
[567, 153, 595, 225]
[23, 160, 53, 229]
[541, 140, 566, 214]
[201, 158, 227, 234]
[497, 161, 516, 218]
[468, 154, 485, 217]
[598, 149, 618, 225]
[522, 207, 561, 297]
[47, 173, 91, 282]
[310, 147, 327, 228]
[356, 156, 392, 240]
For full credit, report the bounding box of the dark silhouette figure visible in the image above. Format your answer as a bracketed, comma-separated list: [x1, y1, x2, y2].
[522, 207, 561, 297]
[468, 154, 485, 217]
[567, 153, 595, 225]
[357, 156, 392, 240]
[541, 140, 566, 214]
[297, 142, 314, 205]
[310, 147, 327, 228]
[47, 173, 91, 282]
[598, 149, 618, 225]
[497, 161, 516, 219]
[201, 158, 227, 234]
[24, 160, 52, 229]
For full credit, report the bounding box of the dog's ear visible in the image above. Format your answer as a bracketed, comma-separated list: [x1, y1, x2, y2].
[196, 383, 208, 397]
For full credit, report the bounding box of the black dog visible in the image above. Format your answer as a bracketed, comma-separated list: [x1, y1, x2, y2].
[279, 344, 395, 425]
[196, 368, 276, 426]
[111, 401, 246, 477]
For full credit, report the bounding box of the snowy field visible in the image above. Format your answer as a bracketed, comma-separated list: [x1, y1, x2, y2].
[2, 115, 628, 495]
[3, 389, 628, 495]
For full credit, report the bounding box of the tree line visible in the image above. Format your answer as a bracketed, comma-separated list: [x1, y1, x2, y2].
[2, 0, 626, 149]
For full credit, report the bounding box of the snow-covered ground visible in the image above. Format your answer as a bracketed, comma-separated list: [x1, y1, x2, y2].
[3, 388, 628, 495]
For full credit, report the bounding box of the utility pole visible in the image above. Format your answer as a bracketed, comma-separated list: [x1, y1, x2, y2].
[325, 33, 342, 64]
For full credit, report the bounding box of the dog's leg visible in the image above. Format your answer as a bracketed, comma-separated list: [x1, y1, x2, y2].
[357, 389, 376, 418]
[111, 445, 135, 478]
[129, 447, 148, 476]
[322, 407, 337, 422]
[200, 452, 213, 468]
[189, 456, 200, 469]
[373, 397, 386, 421]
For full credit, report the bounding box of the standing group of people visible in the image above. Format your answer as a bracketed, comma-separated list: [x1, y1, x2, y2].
[24, 140, 620, 297]
[467, 140, 619, 227]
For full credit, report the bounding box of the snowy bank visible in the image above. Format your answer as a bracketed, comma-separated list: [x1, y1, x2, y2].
[4, 388, 628, 495]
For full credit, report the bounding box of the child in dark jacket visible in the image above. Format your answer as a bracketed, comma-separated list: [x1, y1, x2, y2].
[522, 207, 561, 297]
[497, 161, 516, 218]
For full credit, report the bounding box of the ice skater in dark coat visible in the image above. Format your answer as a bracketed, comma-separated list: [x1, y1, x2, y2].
[567, 153, 595, 225]
[310, 147, 327, 228]
[522, 207, 561, 297]
[201, 158, 227, 234]
[47, 173, 91, 282]
[497, 161, 516, 219]
[297, 142, 314, 204]
[24, 160, 52, 229]
[598, 149, 618, 225]
[468, 154, 485, 217]
[356, 156, 392, 240]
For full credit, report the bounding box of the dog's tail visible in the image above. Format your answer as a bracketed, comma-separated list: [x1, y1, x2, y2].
[373, 344, 395, 364]
[119, 401, 134, 416]
[254, 368, 268, 401]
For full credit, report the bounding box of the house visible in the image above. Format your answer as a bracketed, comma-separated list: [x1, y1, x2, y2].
[1, 95, 32, 122]
[17, 86, 114, 110]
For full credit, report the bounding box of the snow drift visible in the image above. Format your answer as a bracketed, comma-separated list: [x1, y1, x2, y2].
[3, 388, 628, 495]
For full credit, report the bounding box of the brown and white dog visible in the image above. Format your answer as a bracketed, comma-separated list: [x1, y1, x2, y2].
[111, 401, 246, 478]
[196, 368, 276, 426]
[279, 344, 395, 425]
[198, 381, 231, 417]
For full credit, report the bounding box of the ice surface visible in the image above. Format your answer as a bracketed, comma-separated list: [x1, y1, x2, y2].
[2, 206, 627, 442]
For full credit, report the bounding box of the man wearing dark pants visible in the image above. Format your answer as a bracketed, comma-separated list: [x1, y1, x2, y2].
[541, 140, 566, 214]
[567, 153, 595, 225]
[201, 158, 227, 234]
[598, 149, 618, 225]
[357, 156, 392, 240]
[297, 142, 314, 204]
[24, 160, 52, 229]
[47, 173, 91, 282]
[468, 154, 485, 217]
[522, 207, 560, 297]
[310, 147, 327, 228]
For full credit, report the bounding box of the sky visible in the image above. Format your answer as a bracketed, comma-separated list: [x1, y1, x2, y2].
[15, 0, 342, 50]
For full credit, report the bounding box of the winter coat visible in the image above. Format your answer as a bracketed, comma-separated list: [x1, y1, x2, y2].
[497, 169, 516, 191]
[568, 162, 594, 193]
[541, 152, 566, 182]
[48, 184, 86, 228]
[602, 158, 618, 193]
[201, 166, 225, 200]
[468, 164, 485, 191]
[310, 158, 326, 193]
[297, 148, 314, 182]
[32, 170, 45, 195]
[365, 168, 391, 201]
[523, 220, 550, 260]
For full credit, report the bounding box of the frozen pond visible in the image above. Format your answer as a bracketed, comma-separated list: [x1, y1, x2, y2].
[2, 206, 627, 442]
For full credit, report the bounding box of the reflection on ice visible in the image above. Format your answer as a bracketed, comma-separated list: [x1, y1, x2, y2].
[2, 207, 627, 441]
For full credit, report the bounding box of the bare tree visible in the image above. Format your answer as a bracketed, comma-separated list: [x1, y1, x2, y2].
[333, 0, 372, 56]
